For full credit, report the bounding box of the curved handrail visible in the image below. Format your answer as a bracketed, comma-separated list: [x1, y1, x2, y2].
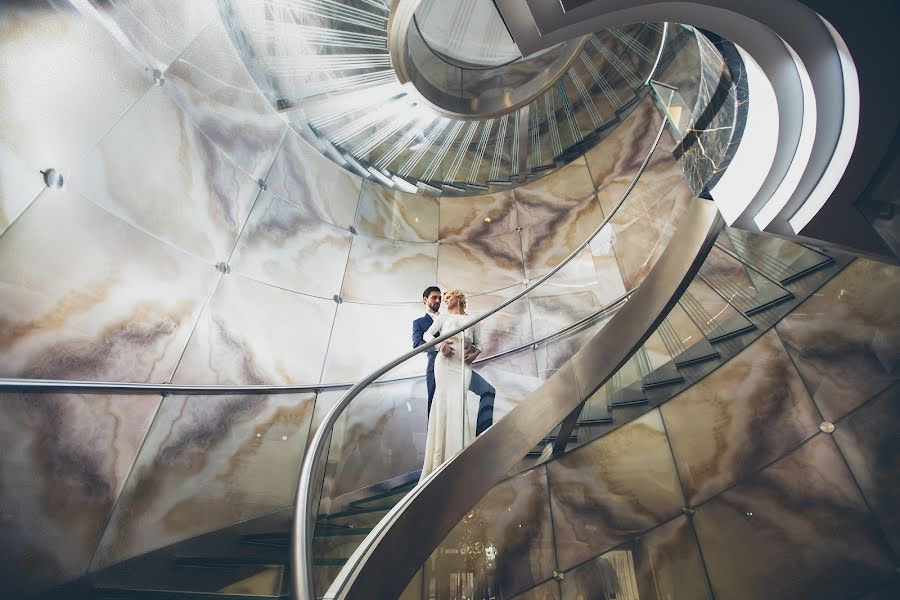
[331, 199, 724, 600]
[0, 288, 634, 395]
[291, 114, 669, 600]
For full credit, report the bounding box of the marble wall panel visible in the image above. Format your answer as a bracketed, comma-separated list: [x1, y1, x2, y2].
[661, 329, 821, 506]
[511, 579, 561, 600]
[438, 229, 525, 295]
[605, 147, 693, 289]
[832, 383, 900, 556]
[527, 246, 610, 340]
[265, 130, 362, 229]
[172, 274, 335, 385]
[426, 468, 556, 598]
[356, 181, 439, 242]
[229, 191, 351, 298]
[0, 189, 217, 381]
[472, 350, 542, 424]
[631, 516, 712, 600]
[693, 434, 896, 600]
[514, 158, 594, 229]
[775, 258, 900, 421]
[91, 391, 316, 568]
[585, 96, 663, 195]
[522, 196, 604, 282]
[319, 377, 427, 507]
[73, 84, 261, 263]
[0, 143, 43, 236]
[587, 226, 629, 303]
[321, 302, 429, 384]
[468, 285, 534, 356]
[595, 127, 673, 219]
[0, 2, 152, 170]
[0, 392, 160, 598]
[534, 317, 611, 382]
[90, 0, 217, 71]
[341, 235, 438, 304]
[547, 410, 684, 570]
[439, 189, 518, 242]
[164, 20, 287, 180]
[559, 515, 710, 600]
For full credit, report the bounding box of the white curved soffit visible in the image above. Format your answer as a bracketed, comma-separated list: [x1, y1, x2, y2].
[496, 0, 859, 240]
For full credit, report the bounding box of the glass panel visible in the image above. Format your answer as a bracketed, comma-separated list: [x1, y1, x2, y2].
[414, 0, 519, 68]
[649, 81, 692, 140]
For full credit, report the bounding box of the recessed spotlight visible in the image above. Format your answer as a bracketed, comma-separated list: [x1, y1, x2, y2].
[484, 217, 492, 223]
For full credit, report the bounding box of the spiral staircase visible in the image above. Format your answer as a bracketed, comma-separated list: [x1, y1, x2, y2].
[3, 0, 899, 599]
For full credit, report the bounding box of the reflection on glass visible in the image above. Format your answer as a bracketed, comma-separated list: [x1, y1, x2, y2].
[414, 0, 520, 68]
[649, 80, 692, 140]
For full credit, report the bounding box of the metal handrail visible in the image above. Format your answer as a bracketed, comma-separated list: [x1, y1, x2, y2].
[292, 113, 669, 600]
[0, 288, 634, 395]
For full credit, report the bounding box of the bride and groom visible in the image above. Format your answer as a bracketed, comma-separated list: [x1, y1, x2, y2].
[412, 286, 495, 479]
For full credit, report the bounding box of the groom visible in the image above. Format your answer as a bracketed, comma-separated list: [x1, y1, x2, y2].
[412, 286, 496, 436]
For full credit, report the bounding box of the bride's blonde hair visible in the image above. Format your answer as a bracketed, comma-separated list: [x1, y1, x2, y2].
[445, 289, 467, 311]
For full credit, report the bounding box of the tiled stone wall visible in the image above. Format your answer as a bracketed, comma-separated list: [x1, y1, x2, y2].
[432, 258, 900, 600]
[0, 3, 682, 596]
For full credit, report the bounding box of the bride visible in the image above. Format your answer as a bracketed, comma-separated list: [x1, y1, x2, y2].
[419, 289, 475, 480]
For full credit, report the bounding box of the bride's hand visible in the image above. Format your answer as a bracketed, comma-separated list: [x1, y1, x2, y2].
[440, 341, 455, 357]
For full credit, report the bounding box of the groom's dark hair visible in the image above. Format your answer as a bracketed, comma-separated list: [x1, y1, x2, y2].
[423, 286, 441, 298]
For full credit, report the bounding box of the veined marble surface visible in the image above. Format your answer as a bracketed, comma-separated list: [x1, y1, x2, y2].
[585, 97, 664, 195]
[693, 434, 896, 600]
[427, 467, 556, 598]
[511, 580, 560, 600]
[515, 158, 594, 229]
[73, 84, 261, 264]
[0, 188, 217, 382]
[546, 410, 684, 571]
[341, 234, 438, 304]
[0, 143, 42, 236]
[90, 0, 216, 71]
[587, 226, 628, 304]
[472, 350, 541, 424]
[0, 392, 160, 598]
[265, 130, 361, 229]
[522, 195, 604, 281]
[439, 190, 518, 242]
[321, 302, 429, 384]
[662, 329, 820, 505]
[560, 515, 711, 600]
[230, 191, 352, 298]
[356, 182, 439, 243]
[833, 383, 900, 556]
[604, 140, 693, 289]
[534, 317, 611, 382]
[675, 32, 745, 195]
[164, 20, 287, 180]
[468, 285, 534, 357]
[438, 229, 525, 295]
[91, 391, 316, 568]
[776, 258, 900, 421]
[0, 1, 152, 170]
[172, 274, 335, 385]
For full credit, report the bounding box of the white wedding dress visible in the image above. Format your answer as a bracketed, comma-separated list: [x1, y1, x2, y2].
[419, 312, 474, 480]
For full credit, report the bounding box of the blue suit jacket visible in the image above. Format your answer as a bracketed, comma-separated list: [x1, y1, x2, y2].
[412, 313, 438, 373]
